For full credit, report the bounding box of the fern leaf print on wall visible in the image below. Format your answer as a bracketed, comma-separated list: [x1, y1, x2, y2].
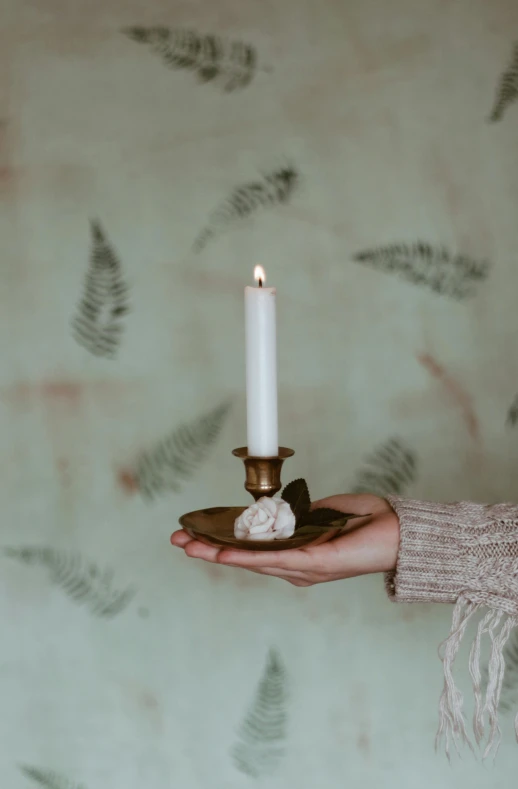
[135, 401, 231, 498]
[506, 394, 518, 426]
[489, 42, 518, 122]
[231, 648, 288, 778]
[352, 242, 489, 300]
[193, 166, 299, 252]
[4, 547, 135, 618]
[20, 765, 86, 789]
[71, 220, 130, 358]
[352, 438, 417, 497]
[123, 27, 259, 92]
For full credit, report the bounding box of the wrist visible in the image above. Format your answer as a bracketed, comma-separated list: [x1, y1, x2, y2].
[383, 505, 400, 572]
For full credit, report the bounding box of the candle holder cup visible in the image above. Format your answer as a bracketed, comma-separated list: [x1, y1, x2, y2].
[231, 446, 294, 500]
[179, 446, 341, 552]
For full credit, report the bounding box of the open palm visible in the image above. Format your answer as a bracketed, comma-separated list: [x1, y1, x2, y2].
[170, 494, 399, 586]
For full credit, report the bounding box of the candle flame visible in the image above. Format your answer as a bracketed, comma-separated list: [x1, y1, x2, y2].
[254, 265, 266, 286]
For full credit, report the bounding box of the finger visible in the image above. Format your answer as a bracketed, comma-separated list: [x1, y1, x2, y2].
[312, 493, 390, 517]
[243, 567, 311, 584]
[243, 567, 294, 577]
[170, 530, 193, 548]
[216, 547, 306, 571]
[184, 540, 223, 563]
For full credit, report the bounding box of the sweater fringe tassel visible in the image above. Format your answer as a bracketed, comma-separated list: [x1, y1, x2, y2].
[436, 596, 518, 760]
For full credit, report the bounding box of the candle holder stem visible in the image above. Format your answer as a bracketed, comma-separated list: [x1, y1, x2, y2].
[232, 447, 295, 501]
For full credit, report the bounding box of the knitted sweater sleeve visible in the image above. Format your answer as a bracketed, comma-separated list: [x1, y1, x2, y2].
[385, 496, 518, 759]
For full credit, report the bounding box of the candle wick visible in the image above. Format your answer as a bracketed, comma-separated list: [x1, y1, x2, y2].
[258, 279, 263, 288]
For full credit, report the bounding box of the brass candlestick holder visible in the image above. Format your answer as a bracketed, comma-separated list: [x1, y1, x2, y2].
[231, 446, 295, 500]
[179, 446, 339, 552]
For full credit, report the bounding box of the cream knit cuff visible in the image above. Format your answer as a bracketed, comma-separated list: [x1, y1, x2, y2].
[384, 496, 475, 604]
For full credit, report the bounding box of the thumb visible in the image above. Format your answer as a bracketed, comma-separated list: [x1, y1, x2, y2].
[312, 493, 391, 517]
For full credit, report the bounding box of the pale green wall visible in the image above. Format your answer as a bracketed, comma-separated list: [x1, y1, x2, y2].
[2, 0, 518, 786]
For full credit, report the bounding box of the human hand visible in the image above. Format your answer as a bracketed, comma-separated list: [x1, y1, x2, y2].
[170, 494, 400, 586]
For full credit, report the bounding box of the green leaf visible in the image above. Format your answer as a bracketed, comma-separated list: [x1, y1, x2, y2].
[296, 509, 366, 532]
[303, 508, 356, 525]
[292, 523, 337, 537]
[281, 478, 310, 524]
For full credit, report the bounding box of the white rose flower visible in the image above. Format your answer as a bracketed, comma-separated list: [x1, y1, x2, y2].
[234, 496, 296, 541]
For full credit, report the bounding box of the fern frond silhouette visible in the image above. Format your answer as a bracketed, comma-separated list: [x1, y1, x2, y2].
[231, 648, 288, 778]
[353, 438, 416, 497]
[123, 27, 259, 92]
[489, 42, 518, 122]
[136, 401, 231, 498]
[20, 765, 86, 789]
[5, 547, 135, 618]
[352, 242, 489, 300]
[506, 394, 518, 427]
[71, 220, 130, 358]
[193, 166, 299, 252]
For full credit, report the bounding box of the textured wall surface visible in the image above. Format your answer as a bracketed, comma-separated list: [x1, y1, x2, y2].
[3, 0, 518, 786]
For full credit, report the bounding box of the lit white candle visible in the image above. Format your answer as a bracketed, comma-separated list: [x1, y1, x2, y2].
[245, 265, 279, 457]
